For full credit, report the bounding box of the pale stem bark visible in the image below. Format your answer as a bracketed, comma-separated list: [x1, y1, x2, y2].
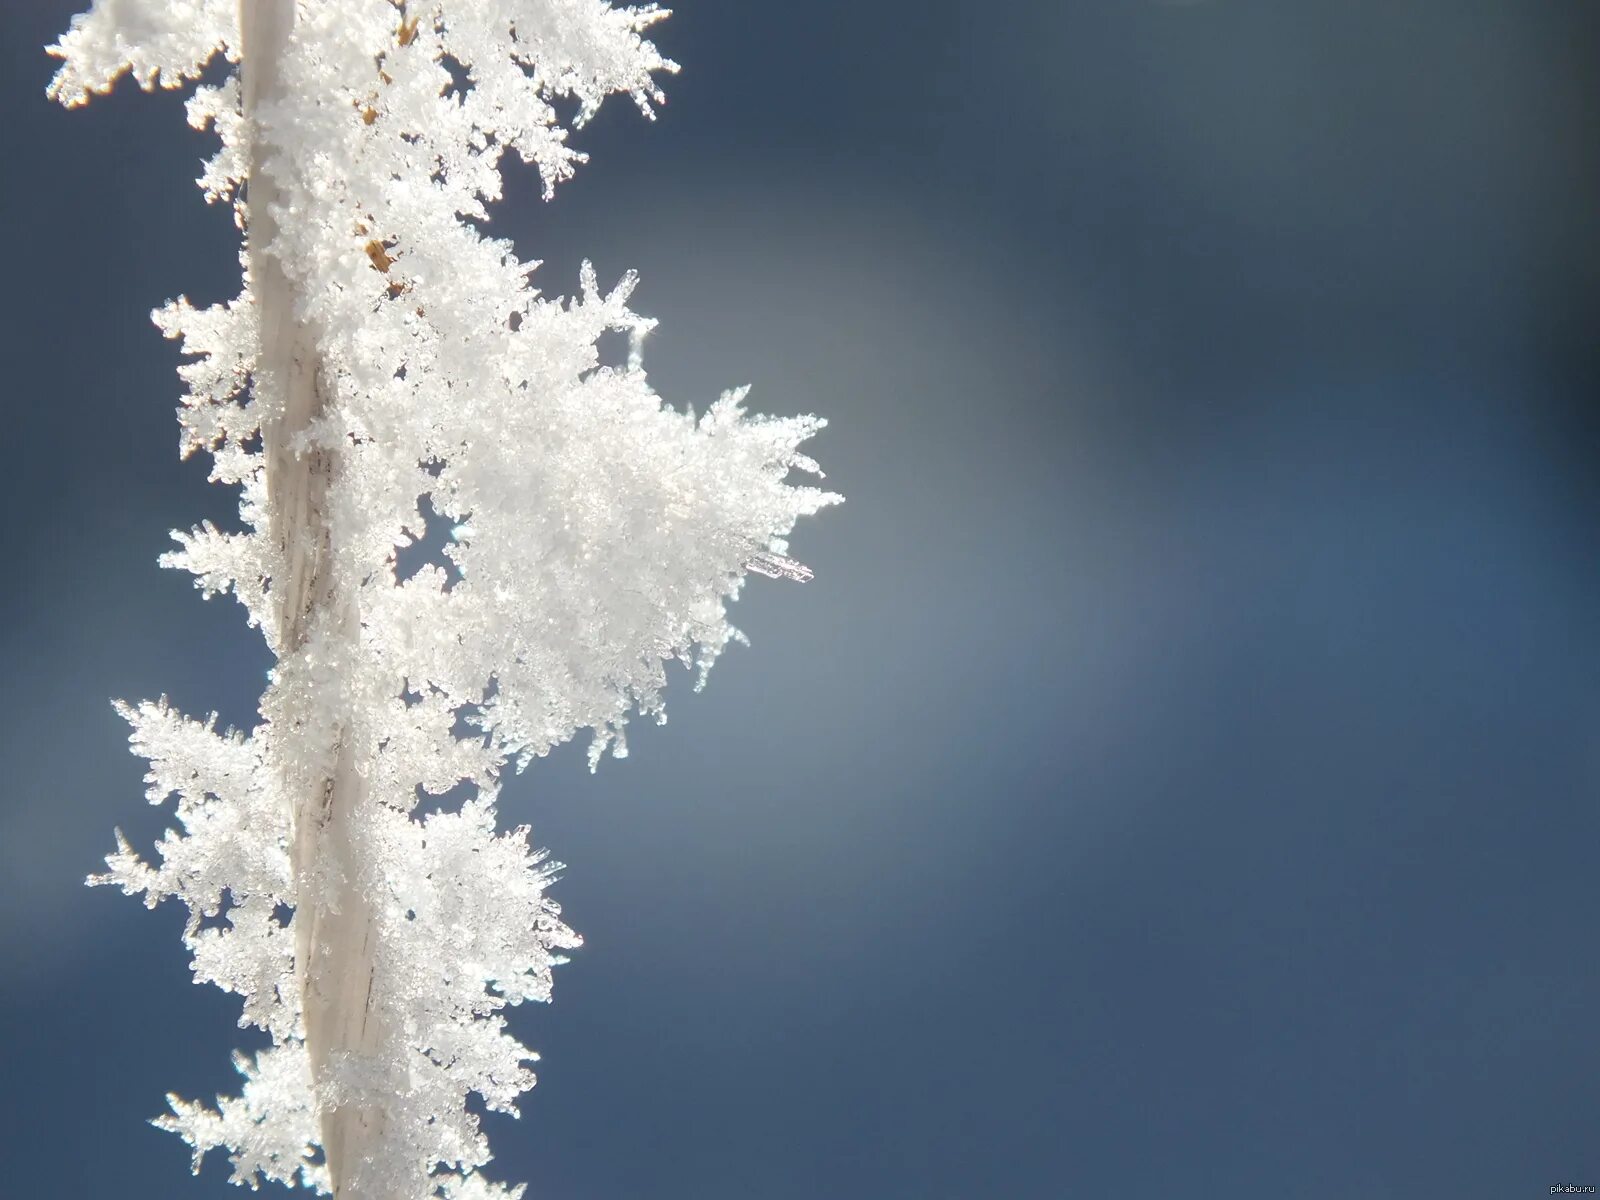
[240, 4, 391, 1195]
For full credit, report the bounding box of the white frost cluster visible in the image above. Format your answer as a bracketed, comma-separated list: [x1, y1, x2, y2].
[50, 3, 837, 1197]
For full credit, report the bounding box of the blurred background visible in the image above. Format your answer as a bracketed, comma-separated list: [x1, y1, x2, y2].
[2, 2, 1597, 1196]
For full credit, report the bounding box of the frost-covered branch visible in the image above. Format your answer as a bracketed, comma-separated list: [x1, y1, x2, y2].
[50, 2, 838, 1196]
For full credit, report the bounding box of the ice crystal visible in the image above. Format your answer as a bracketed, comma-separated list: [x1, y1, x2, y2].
[50, 3, 838, 1196]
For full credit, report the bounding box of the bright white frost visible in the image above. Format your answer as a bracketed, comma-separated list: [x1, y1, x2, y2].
[52, 2, 837, 1197]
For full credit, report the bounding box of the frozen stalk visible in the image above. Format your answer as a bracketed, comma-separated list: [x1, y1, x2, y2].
[240, 4, 389, 1191]
[49, 2, 839, 1196]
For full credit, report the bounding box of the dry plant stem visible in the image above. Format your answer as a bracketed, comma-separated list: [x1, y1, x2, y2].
[241, 3, 388, 1193]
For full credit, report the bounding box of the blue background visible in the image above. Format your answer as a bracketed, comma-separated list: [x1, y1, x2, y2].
[2, 2, 1597, 1196]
